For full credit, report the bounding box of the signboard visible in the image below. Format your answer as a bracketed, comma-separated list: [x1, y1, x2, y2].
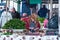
[30, 0, 42, 4]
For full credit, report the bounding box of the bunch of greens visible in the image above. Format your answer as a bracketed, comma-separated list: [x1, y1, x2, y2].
[2, 19, 25, 29]
[37, 17, 45, 23]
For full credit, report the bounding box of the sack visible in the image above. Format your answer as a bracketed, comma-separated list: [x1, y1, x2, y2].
[48, 15, 58, 29]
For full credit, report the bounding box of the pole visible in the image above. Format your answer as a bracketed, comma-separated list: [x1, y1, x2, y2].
[6, 0, 8, 22]
[59, 0, 60, 34]
[30, 8, 33, 15]
[17, 0, 20, 13]
[59, 0, 60, 40]
[7, 0, 10, 7]
[50, 0, 53, 19]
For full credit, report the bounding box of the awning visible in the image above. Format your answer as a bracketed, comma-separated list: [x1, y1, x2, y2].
[30, 0, 42, 4]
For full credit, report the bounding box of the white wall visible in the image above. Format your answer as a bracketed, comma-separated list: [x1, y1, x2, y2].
[0, 0, 1, 3]
[10, 1, 17, 11]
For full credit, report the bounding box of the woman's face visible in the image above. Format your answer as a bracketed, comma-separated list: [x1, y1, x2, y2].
[30, 13, 38, 22]
[32, 14, 38, 18]
[10, 8, 15, 13]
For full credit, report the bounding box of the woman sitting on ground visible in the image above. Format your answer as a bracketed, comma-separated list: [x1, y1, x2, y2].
[21, 13, 30, 30]
[29, 13, 40, 33]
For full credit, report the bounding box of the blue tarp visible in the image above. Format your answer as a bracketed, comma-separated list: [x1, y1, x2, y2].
[21, 1, 31, 16]
[0, 3, 6, 6]
[0, 3, 6, 17]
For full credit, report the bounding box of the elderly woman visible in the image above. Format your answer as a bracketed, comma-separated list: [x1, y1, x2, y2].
[21, 13, 30, 30]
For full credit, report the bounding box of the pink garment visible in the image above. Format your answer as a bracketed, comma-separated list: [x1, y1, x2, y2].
[43, 19, 48, 28]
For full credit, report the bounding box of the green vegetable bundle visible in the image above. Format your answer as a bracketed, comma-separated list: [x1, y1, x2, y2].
[2, 19, 25, 29]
